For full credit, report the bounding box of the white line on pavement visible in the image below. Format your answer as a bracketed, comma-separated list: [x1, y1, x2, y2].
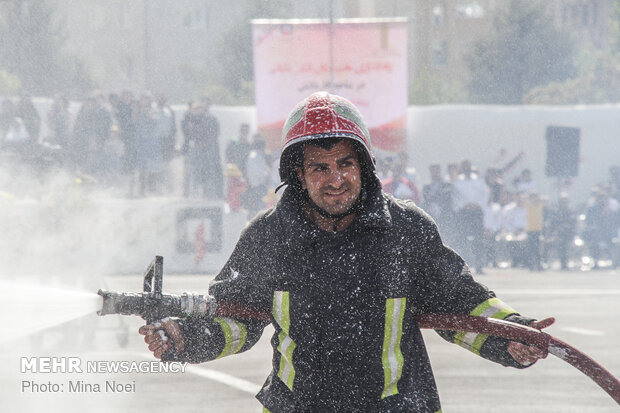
[133, 352, 261, 394]
[182, 364, 262, 394]
[498, 289, 620, 296]
[560, 327, 606, 336]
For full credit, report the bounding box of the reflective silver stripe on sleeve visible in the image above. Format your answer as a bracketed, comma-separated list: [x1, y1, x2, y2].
[213, 317, 247, 359]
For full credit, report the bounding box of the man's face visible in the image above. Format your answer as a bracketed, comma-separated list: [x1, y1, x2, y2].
[297, 140, 362, 216]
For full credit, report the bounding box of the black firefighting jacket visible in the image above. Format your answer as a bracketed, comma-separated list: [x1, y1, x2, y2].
[176, 185, 534, 412]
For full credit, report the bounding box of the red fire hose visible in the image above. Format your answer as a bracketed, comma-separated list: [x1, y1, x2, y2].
[214, 304, 620, 405]
[416, 314, 620, 406]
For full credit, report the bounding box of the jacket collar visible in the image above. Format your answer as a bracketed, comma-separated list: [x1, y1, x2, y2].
[276, 183, 392, 246]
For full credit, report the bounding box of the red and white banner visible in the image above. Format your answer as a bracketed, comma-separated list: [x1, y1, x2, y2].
[252, 18, 408, 153]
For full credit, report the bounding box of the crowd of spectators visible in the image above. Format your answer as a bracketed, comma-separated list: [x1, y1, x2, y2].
[0, 93, 278, 203]
[1, 95, 44, 165]
[1, 93, 618, 271]
[1, 92, 178, 195]
[378, 157, 620, 272]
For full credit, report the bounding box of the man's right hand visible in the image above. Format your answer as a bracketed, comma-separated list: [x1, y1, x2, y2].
[138, 317, 185, 360]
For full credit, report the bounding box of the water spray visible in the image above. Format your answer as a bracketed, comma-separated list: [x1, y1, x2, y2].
[1, 281, 100, 344]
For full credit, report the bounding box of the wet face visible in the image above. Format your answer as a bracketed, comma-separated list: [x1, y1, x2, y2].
[297, 140, 362, 217]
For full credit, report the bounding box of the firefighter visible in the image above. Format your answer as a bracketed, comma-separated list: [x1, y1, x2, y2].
[140, 92, 553, 412]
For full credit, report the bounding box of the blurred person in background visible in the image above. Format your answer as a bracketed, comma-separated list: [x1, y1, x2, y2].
[225, 122, 252, 180]
[501, 192, 528, 268]
[224, 163, 247, 212]
[487, 151, 524, 203]
[446, 162, 460, 183]
[0, 98, 15, 138]
[45, 94, 72, 149]
[3, 116, 30, 148]
[263, 146, 283, 209]
[102, 125, 125, 187]
[483, 191, 503, 269]
[15, 94, 40, 142]
[0, 94, 37, 167]
[583, 187, 619, 269]
[513, 168, 537, 193]
[72, 97, 97, 171]
[381, 157, 420, 204]
[110, 91, 137, 183]
[242, 133, 271, 219]
[452, 159, 489, 274]
[133, 94, 161, 196]
[608, 166, 620, 201]
[152, 93, 177, 194]
[375, 156, 393, 181]
[396, 153, 421, 189]
[201, 97, 223, 198]
[181, 99, 224, 198]
[485, 167, 504, 204]
[546, 193, 576, 270]
[72, 94, 112, 176]
[524, 192, 547, 271]
[423, 163, 455, 243]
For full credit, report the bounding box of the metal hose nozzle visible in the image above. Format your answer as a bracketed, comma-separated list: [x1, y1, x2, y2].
[97, 289, 210, 320]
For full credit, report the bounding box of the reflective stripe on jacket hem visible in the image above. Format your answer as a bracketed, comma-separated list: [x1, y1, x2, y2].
[273, 291, 296, 391]
[381, 297, 407, 399]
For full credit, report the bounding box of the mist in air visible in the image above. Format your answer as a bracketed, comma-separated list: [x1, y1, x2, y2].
[0, 2, 619, 412]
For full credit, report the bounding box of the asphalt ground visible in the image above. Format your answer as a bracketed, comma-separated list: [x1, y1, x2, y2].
[2, 267, 619, 413]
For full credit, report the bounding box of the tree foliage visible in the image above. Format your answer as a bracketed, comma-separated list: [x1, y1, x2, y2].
[523, 53, 620, 104]
[0, 69, 21, 95]
[179, 12, 255, 105]
[0, 0, 93, 97]
[611, 0, 620, 55]
[409, 71, 468, 105]
[181, 0, 326, 104]
[467, 0, 576, 104]
[213, 14, 256, 105]
[523, 0, 620, 105]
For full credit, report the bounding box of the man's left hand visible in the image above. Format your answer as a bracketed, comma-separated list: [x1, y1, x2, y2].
[507, 317, 555, 366]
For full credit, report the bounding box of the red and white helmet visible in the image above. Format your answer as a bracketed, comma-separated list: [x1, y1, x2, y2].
[279, 91, 375, 186]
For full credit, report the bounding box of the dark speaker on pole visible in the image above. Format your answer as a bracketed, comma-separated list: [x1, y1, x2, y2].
[545, 126, 580, 177]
